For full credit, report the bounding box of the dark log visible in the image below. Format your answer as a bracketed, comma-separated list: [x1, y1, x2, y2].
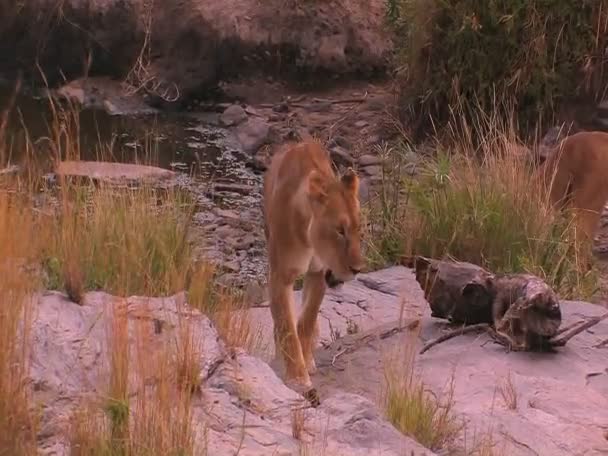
[404, 256, 496, 325]
[406, 256, 572, 353]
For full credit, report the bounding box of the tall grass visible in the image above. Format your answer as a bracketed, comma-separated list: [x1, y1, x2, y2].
[0, 93, 257, 454]
[41, 183, 197, 302]
[365, 105, 597, 299]
[0, 191, 39, 455]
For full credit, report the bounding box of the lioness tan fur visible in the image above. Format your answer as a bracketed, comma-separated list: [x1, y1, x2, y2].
[538, 131, 608, 245]
[263, 139, 364, 393]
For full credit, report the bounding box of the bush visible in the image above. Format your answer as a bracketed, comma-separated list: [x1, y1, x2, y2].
[389, 0, 608, 137]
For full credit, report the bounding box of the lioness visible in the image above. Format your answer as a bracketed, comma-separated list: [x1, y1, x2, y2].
[263, 139, 364, 398]
[538, 130, 608, 245]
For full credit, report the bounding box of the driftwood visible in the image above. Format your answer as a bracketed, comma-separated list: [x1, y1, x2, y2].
[405, 256, 607, 354]
[404, 255, 496, 325]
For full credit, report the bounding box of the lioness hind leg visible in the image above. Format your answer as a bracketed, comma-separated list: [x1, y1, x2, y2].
[269, 278, 311, 388]
[572, 184, 607, 249]
[298, 269, 327, 375]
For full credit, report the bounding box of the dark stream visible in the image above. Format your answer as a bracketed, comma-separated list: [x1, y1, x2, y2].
[0, 85, 267, 286]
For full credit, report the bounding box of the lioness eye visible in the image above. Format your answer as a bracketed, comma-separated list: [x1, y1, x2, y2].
[337, 226, 346, 237]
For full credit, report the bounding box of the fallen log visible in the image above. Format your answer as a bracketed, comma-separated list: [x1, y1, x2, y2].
[405, 256, 603, 354]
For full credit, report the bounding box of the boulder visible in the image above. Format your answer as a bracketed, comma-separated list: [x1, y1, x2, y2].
[30, 290, 432, 455]
[1, 0, 392, 104]
[246, 266, 608, 455]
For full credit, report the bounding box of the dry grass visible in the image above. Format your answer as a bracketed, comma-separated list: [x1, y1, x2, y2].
[0, 93, 260, 455]
[498, 372, 518, 411]
[0, 191, 39, 456]
[381, 329, 462, 451]
[69, 301, 199, 456]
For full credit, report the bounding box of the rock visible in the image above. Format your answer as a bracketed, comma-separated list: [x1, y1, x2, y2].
[362, 164, 382, 177]
[235, 118, 271, 153]
[53, 77, 158, 116]
[354, 120, 368, 128]
[213, 182, 254, 195]
[213, 208, 240, 220]
[221, 260, 241, 273]
[28, 290, 430, 455]
[235, 234, 257, 250]
[55, 161, 177, 185]
[331, 146, 355, 166]
[247, 266, 608, 455]
[220, 104, 248, 126]
[358, 154, 381, 166]
[243, 281, 267, 305]
[2, 0, 392, 105]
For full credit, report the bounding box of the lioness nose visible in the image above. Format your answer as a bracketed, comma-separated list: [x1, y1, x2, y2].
[349, 266, 361, 275]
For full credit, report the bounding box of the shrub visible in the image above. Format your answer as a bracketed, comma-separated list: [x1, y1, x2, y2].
[389, 0, 608, 138]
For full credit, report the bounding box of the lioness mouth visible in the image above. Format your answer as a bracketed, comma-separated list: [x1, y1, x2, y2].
[324, 269, 344, 288]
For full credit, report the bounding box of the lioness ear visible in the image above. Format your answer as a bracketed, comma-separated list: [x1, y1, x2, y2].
[341, 167, 359, 194]
[308, 170, 327, 204]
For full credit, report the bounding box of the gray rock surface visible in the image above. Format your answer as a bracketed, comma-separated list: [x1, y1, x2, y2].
[220, 104, 248, 127]
[55, 160, 177, 185]
[2, 0, 392, 101]
[249, 266, 608, 455]
[235, 117, 271, 153]
[31, 289, 431, 455]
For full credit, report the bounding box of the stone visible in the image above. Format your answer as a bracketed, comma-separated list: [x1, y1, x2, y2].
[331, 146, 355, 166]
[358, 154, 381, 166]
[362, 164, 382, 177]
[213, 182, 254, 195]
[235, 118, 271, 153]
[214, 208, 240, 220]
[221, 260, 241, 273]
[220, 104, 248, 126]
[29, 289, 430, 455]
[55, 161, 177, 185]
[248, 266, 608, 455]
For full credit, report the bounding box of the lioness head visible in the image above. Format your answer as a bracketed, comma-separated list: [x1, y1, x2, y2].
[307, 167, 365, 282]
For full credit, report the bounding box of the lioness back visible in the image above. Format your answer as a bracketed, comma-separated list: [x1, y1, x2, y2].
[540, 130, 608, 242]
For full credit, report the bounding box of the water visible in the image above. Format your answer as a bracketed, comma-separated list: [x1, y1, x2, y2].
[0, 85, 267, 286]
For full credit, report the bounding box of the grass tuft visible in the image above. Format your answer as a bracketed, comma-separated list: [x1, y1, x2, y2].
[381, 330, 462, 451]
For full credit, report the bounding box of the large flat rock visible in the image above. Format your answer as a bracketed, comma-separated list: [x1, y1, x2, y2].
[31, 290, 431, 455]
[250, 266, 608, 455]
[55, 160, 177, 185]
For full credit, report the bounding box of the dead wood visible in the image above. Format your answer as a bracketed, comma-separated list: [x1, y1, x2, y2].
[407, 256, 600, 354]
[404, 255, 496, 325]
[419, 323, 490, 354]
[549, 312, 608, 346]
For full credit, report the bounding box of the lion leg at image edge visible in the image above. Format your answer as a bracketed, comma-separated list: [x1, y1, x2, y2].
[572, 178, 608, 255]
